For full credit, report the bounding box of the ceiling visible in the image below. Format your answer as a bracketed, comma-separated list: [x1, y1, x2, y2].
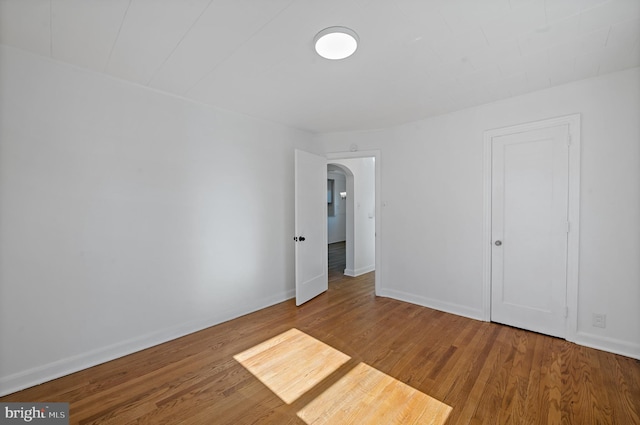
[1, 0, 638, 133]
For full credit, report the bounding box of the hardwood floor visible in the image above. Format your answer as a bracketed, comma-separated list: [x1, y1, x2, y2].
[2, 245, 639, 424]
[328, 241, 347, 283]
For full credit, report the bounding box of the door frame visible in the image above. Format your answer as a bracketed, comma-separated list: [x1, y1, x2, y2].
[482, 114, 581, 340]
[326, 150, 381, 296]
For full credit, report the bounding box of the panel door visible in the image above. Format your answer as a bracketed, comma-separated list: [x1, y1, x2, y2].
[295, 149, 328, 305]
[491, 125, 569, 338]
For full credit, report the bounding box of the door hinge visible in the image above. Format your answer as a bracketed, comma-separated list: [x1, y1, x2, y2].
[565, 221, 570, 233]
[564, 306, 569, 318]
[567, 133, 572, 146]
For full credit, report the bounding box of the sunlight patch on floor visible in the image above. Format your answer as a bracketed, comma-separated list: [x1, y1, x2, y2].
[234, 328, 452, 424]
[297, 362, 452, 425]
[233, 328, 350, 404]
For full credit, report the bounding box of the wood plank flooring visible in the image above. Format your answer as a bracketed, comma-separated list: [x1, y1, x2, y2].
[328, 241, 347, 284]
[2, 242, 639, 424]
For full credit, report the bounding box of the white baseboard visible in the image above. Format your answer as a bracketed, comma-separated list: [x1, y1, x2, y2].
[571, 331, 640, 360]
[381, 288, 639, 360]
[344, 265, 375, 277]
[378, 288, 484, 321]
[0, 289, 295, 397]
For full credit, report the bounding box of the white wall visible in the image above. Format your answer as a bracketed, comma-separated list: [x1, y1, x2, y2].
[0, 45, 314, 395]
[318, 67, 640, 359]
[327, 171, 346, 244]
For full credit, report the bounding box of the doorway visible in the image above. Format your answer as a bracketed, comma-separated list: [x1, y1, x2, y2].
[327, 158, 375, 281]
[326, 151, 380, 295]
[483, 115, 581, 339]
[294, 150, 381, 305]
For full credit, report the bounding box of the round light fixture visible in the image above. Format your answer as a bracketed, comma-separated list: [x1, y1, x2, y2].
[314, 26, 359, 60]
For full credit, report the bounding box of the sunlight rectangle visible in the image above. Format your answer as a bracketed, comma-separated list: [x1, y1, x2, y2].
[233, 328, 350, 404]
[297, 362, 452, 425]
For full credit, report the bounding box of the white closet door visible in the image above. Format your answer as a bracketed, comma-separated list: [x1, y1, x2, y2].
[491, 124, 569, 338]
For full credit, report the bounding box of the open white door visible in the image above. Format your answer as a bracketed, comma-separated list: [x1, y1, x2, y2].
[295, 149, 328, 305]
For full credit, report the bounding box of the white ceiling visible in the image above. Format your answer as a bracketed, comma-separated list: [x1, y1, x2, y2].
[1, 0, 639, 133]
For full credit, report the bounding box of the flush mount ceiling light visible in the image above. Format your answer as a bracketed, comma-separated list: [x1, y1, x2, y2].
[314, 26, 359, 60]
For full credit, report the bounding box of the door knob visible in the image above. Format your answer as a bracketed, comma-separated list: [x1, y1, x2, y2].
[494, 240, 502, 246]
[299, 236, 306, 242]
